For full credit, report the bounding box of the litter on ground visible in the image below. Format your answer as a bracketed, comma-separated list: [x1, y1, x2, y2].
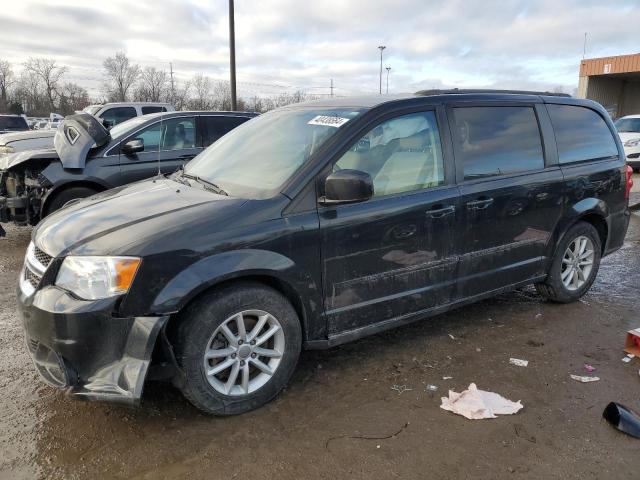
[440, 383, 523, 420]
[570, 374, 600, 383]
[425, 384, 438, 392]
[390, 385, 413, 395]
[622, 354, 635, 363]
[442, 376, 453, 380]
[509, 358, 529, 367]
[448, 334, 456, 340]
[584, 364, 596, 372]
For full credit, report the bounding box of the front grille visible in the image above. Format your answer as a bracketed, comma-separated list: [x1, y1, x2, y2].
[24, 268, 41, 289]
[33, 246, 52, 268]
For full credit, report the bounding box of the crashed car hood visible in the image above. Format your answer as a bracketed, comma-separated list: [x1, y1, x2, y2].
[0, 148, 57, 171]
[54, 113, 110, 169]
[34, 178, 247, 257]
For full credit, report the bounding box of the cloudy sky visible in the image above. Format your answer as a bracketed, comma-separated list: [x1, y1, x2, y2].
[0, 0, 638, 99]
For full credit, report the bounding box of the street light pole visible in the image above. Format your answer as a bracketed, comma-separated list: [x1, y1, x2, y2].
[229, 0, 237, 110]
[386, 67, 391, 94]
[378, 45, 386, 94]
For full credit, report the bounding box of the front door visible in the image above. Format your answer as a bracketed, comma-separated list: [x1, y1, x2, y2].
[449, 103, 564, 298]
[319, 109, 460, 335]
[119, 116, 200, 183]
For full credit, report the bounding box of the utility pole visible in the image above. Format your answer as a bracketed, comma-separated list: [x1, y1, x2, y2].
[169, 62, 175, 104]
[583, 32, 588, 59]
[229, 0, 237, 110]
[378, 45, 386, 94]
[330, 78, 334, 97]
[385, 67, 391, 94]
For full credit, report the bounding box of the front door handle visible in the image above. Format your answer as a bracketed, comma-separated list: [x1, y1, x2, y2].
[466, 198, 494, 210]
[426, 205, 456, 218]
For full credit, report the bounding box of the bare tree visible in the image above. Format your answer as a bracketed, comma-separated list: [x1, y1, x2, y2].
[24, 57, 67, 111]
[58, 82, 90, 115]
[189, 73, 212, 110]
[0, 59, 14, 112]
[136, 67, 168, 102]
[16, 70, 45, 115]
[172, 79, 191, 110]
[103, 52, 140, 102]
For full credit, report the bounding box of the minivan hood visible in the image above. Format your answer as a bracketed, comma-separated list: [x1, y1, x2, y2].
[34, 178, 245, 257]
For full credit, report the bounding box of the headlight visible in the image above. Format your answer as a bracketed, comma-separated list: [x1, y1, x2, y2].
[0, 145, 14, 155]
[624, 138, 640, 147]
[56, 256, 141, 300]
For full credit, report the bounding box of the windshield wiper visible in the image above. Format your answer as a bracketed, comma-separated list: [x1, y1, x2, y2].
[181, 172, 228, 196]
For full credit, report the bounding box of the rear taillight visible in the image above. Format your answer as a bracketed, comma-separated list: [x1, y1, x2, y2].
[625, 165, 633, 200]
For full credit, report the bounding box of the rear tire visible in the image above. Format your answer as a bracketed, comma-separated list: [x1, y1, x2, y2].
[174, 282, 302, 415]
[535, 221, 601, 303]
[45, 187, 98, 216]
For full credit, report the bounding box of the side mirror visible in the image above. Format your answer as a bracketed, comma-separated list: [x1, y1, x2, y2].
[321, 169, 373, 205]
[122, 138, 144, 154]
[102, 119, 114, 129]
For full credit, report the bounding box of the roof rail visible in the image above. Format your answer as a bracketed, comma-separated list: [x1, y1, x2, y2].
[415, 88, 571, 98]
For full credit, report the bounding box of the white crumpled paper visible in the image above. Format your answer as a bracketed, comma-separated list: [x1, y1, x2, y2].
[440, 383, 523, 420]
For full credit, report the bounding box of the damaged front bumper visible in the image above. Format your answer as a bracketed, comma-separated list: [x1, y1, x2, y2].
[18, 284, 168, 405]
[0, 169, 47, 233]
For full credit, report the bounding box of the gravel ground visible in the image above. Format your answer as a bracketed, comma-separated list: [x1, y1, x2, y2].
[1, 212, 639, 480]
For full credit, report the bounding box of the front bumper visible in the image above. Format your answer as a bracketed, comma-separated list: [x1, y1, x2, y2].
[18, 284, 168, 406]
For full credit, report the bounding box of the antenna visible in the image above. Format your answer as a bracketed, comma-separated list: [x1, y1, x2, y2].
[157, 114, 163, 176]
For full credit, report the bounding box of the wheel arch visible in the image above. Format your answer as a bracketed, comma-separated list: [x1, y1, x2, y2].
[145, 249, 321, 345]
[42, 180, 109, 215]
[550, 198, 610, 263]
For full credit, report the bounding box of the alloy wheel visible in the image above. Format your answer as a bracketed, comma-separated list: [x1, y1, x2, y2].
[202, 309, 285, 396]
[561, 235, 595, 291]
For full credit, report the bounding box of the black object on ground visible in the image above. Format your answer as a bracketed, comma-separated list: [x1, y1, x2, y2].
[603, 402, 640, 438]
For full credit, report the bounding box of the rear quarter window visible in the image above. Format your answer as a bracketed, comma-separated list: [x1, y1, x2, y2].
[547, 104, 619, 164]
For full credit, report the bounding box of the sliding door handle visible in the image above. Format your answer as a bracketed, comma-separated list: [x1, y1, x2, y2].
[466, 198, 494, 210]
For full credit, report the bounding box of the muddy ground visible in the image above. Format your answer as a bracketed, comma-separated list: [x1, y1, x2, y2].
[1, 209, 640, 479]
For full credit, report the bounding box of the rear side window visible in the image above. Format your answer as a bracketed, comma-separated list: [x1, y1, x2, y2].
[203, 116, 249, 146]
[452, 106, 544, 180]
[100, 107, 137, 127]
[141, 106, 166, 114]
[548, 105, 619, 163]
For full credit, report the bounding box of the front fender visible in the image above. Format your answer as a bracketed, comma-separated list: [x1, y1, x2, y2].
[149, 248, 311, 317]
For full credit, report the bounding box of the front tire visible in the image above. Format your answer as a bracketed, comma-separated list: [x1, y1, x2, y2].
[536, 221, 601, 303]
[45, 186, 98, 216]
[175, 282, 302, 415]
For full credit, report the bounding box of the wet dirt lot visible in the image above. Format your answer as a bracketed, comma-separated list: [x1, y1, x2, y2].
[1, 211, 640, 480]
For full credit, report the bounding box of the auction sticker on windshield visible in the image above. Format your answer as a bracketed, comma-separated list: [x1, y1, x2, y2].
[308, 115, 351, 128]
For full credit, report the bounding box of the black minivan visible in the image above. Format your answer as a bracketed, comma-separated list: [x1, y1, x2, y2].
[18, 91, 633, 415]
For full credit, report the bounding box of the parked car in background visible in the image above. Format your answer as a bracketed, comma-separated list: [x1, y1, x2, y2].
[615, 114, 640, 171]
[83, 102, 175, 128]
[10, 103, 177, 154]
[0, 129, 56, 156]
[0, 115, 30, 134]
[14, 90, 632, 415]
[0, 110, 256, 230]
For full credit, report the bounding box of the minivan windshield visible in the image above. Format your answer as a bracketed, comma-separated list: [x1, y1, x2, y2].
[184, 107, 364, 198]
[614, 117, 640, 133]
